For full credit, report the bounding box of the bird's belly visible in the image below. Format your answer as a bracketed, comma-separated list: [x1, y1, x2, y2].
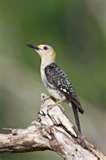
[47, 87, 66, 100]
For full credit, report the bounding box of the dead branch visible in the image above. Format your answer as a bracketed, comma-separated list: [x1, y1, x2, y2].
[0, 93, 105, 160]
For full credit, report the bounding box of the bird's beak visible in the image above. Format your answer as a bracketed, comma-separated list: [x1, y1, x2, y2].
[27, 44, 39, 51]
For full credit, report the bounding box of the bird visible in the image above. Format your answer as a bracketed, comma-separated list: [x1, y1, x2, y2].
[27, 44, 84, 135]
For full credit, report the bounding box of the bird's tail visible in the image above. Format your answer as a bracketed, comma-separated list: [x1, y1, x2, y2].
[71, 96, 84, 114]
[69, 102, 82, 134]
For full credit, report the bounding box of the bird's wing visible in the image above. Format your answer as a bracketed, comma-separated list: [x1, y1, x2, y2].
[45, 63, 84, 113]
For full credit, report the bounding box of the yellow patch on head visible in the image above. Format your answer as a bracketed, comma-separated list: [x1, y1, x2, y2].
[38, 44, 43, 48]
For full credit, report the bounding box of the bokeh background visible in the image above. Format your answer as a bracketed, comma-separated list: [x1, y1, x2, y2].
[0, 0, 106, 159]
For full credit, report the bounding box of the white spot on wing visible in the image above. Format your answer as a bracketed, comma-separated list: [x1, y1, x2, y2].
[62, 88, 67, 92]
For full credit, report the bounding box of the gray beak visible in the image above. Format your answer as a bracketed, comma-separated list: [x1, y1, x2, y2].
[27, 44, 39, 50]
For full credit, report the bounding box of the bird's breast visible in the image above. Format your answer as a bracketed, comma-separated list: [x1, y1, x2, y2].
[40, 67, 65, 101]
[40, 66, 48, 87]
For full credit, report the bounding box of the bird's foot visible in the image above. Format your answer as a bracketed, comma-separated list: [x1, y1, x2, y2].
[49, 100, 63, 107]
[41, 95, 52, 102]
[47, 105, 65, 115]
[48, 100, 66, 113]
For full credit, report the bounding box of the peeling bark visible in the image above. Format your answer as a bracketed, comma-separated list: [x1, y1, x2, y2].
[0, 93, 105, 160]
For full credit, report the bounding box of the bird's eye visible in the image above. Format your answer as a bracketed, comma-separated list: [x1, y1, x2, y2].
[43, 46, 48, 50]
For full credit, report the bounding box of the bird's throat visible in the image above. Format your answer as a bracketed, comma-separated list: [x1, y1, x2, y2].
[41, 57, 55, 69]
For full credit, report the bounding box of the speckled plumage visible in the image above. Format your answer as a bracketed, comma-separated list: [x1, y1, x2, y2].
[45, 63, 83, 114]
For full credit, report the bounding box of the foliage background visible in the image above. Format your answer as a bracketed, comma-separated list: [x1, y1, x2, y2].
[0, 0, 106, 159]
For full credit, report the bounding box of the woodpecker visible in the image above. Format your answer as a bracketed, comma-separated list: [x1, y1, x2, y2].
[27, 44, 84, 134]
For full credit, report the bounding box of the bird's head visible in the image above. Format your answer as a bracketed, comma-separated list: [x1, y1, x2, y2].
[27, 44, 56, 63]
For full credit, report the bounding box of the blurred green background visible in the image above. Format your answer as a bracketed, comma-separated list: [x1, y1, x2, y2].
[0, 0, 106, 159]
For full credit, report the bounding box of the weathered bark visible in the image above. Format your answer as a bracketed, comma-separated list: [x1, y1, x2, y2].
[0, 93, 105, 160]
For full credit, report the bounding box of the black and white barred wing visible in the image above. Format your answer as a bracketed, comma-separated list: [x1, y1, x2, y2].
[45, 63, 84, 113]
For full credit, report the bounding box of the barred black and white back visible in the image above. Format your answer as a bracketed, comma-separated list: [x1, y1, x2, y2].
[45, 63, 84, 114]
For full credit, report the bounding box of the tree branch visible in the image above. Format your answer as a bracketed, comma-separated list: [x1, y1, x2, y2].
[0, 93, 105, 160]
